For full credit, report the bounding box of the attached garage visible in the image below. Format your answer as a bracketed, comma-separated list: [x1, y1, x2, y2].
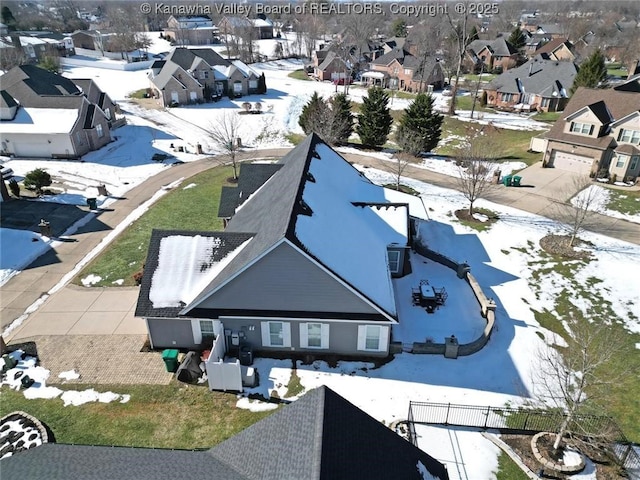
[13, 142, 52, 158]
[549, 150, 594, 174]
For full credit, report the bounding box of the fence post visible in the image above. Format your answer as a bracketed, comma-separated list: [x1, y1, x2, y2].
[446, 403, 450, 425]
[524, 412, 529, 431]
[484, 406, 489, 429]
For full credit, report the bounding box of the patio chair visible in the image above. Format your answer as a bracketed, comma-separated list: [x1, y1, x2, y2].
[433, 287, 448, 305]
[411, 288, 421, 306]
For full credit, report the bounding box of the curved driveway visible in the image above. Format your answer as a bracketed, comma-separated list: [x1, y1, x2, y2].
[2, 148, 640, 337]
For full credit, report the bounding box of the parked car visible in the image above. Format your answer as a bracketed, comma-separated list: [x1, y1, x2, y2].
[332, 78, 353, 85]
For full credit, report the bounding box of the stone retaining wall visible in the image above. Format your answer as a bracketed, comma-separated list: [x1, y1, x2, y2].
[408, 235, 497, 358]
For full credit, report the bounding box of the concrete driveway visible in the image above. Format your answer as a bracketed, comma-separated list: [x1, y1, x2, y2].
[7, 286, 144, 340]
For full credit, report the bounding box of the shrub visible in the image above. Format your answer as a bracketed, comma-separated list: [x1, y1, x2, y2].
[133, 269, 144, 285]
[23, 168, 52, 195]
[8, 179, 20, 197]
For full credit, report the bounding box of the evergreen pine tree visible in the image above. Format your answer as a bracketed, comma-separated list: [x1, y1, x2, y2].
[571, 49, 607, 94]
[391, 18, 407, 37]
[298, 92, 331, 139]
[329, 93, 354, 145]
[469, 25, 479, 43]
[507, 27, 526, 51]
[258, 73, 267, 94]
[396, 93, 443, 156]
[356, 87, 393, 147]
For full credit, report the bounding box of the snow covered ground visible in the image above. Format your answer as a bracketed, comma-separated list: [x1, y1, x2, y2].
[1, 54, 635, 478]
[572, 184, 640, 225]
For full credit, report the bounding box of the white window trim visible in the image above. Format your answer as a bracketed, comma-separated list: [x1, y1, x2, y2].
[261, 321, 291, 348]
[96, 124, 104, 138]
[357, 325, 389, 352]
[300, 322, 330, 349]
[616, 154, 628, 168]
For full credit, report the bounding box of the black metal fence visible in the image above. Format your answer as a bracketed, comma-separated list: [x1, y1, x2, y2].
[407, 401, 639, 476]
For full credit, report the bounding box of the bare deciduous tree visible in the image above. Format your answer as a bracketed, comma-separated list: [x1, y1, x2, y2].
[207, 111, 242, 180]
[555, 176, 604, 247]
[387, 153, 412, 191]
[533, 317, 628, 451]
[445, 2, 477, 115]
[455, 138, 497, 215]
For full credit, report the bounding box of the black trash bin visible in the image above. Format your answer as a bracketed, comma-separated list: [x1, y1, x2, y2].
[86, 198, 98, 210]
[239, 345, 253, 366]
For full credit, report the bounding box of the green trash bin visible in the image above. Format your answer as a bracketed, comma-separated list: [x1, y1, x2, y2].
[86, 198, 98, 210]
[512, 175, 522, 187]
[162, 349, 179, 373]
[502, 175, 513, 186]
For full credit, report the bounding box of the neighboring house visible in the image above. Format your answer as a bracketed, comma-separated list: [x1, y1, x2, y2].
[218, 16, 273, 40]
[465, 37, 519, 73]
[135, 134, 429, 358]
[314, 51, 351, 81]
[368, 48, 444, 92]
[163, 15, 220, 45]
[0, 65, 114, 158]
[148, 47, 262, 106]
[485, 55, 578, 112]
[70, 30, 107, 53]
[542, 81, 640, 180]
[524, 33, 552, 58]
[534, 38, 575, 62]
[0, 386, 449, 480]
[7, 31, 74, 63]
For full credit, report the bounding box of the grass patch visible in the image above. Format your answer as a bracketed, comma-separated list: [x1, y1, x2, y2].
[284, 132, 306, 146]
[494, 451, 531, 480]
[285, 370, 304, 397]
[73, 166, 234, 287]
[453, 95, 492, 113]
[383, 183, 420, 195]
[435, 117, 541, 166]
[531, 111, 561, 123]
[526, 252, 640, 441]
[455, 207, 499, 232]
[604, 187, 640, 216]
[607, 67, 628, 78]
[0, 383, 274, 448]
[287, 69, 311, 81]
[128, 89, 148, 99]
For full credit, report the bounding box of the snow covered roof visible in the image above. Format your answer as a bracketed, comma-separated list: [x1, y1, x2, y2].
[294, 142, 406, 316]
[140, 135, 426, 321]
[135, 231, 254, 317]
[0, 107, 78, 134]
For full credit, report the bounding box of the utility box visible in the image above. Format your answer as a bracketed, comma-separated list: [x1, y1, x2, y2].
[86, 198, 97, 210]
[162, 349, 179, 373]
[444, 336, 459, 359]
[239, 345, 253, 366]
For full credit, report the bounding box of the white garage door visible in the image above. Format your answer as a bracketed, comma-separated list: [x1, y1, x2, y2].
[14, 142, 52, 158]
[550, 150, 593, 174]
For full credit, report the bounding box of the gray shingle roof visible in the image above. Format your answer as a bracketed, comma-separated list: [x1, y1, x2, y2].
[166, 47, 229, 71]
[184, 134, 316, 311]
[134, 230, 255, 318]
[217, 163, 283, 218]
[0, 65, 83, 108]
[210, 386, 449, 480]
[487, 55, 577, 96]
[0, 90, 17, 108]
[0, 387, 448, 480]
[467, 37, 517, 58]
[0, 443, 248, 480]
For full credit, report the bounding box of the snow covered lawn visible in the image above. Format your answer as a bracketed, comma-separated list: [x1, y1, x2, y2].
[572, 184, 640, 224]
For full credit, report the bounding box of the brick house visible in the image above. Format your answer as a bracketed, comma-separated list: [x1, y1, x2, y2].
[542, 81, 640, 180]
[367, 48, 444, 92]
[485, 55, 577, 112]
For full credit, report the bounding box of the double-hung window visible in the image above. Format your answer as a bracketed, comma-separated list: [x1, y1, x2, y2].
[357, 325, 389, 352]
[300, 323, 329, 349]
[261, 321, 291, 348]
[387, 250, 401, 274]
